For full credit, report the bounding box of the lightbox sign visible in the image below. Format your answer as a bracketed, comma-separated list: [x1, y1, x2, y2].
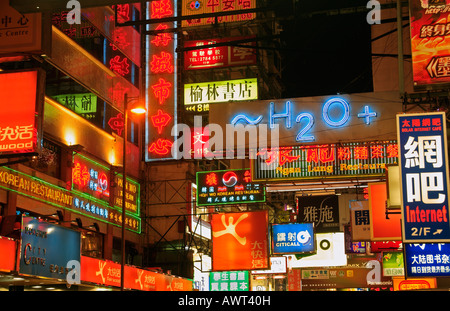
[146, 0, 178, 162]
[272, 223, 315, 254]
[397, 112, 450, 243]
[404, 243, 450, 277]
[252, 141, 398, 181]
[297, 195, 340, 233]
[196, 169, 265, 206]
[211, 210, 269, 271]
[209, 271, 249, 291]
[0, 69, 44, 157]
[409, 0, 450, 88]
[181, 0, 256, 28]
[184, 36, 256, 70]
[19, 217, 80, 280]
[184, 78, 258, 106]
[52, 93, 98, 118]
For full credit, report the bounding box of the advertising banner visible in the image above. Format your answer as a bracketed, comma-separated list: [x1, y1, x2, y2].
[0, 69, 44, 157]
[350, 200, 371, 241]
[0, 236, 17, 271]
[212, 210, 269, 271]
[397, 112, 450, 242]
[368, 182, 402, 241]
[272, 223, 315, 254]
[296, 195, 340, 233]
[19, 217, 81, 280]
[382, 252, 404, 277]
[404, 243, 450, 277]
[393, 276, 437, 291]
[196, 169, 265, 206]
[409, 0, 450, 88]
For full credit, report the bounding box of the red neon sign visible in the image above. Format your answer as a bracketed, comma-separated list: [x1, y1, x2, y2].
[151, 78, 172, 105]
[151, 109, 172, 134]
[148, 138, 173, 155]
[151, 24, 172, 47]
[151, 0, 173, 19]
[150, 51, 174, 73]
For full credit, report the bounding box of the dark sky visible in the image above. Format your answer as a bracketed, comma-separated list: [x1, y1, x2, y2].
[279, 1, 374, 98]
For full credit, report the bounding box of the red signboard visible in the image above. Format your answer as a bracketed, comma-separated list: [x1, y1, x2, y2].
[0, 236, 17, 271]
[410, 0, 450, 88]
[212, 210, 269, 271]
[80, 256, 192, 291]
[0, 69, 43, 157]
[184, 37, 256, 70]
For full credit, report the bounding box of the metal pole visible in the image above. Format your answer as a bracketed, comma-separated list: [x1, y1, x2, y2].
[397, 0, 405, 95]
[121, 93, 128, 291]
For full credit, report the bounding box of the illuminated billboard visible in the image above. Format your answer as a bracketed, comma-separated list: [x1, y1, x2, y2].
[0, 69, 44, 157]
[211, 210, 269, 271]
[272, 223, 315, 254]
[404, 243, 450, 278]
[397, 112, 450, 242]
[196, 168, 265, 206]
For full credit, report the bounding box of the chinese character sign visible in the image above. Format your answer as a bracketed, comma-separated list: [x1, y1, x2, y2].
[196, 169, 265, 206]
[350, 200, 371, 241]
[410, 0, 450, 88]
[397, 112, 450, 242]
[209, 271, 249, 291]
[272, 223, 315, 254]
[0, 69, 42, 157]
[404, 243, 450, 277]
[211, 210, 269, 271]
[296, 195, 340, 233]
[146, 0, 177, 161]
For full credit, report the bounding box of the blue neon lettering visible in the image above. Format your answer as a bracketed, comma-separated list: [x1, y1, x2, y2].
[270, 101, 292, 129]
[322, 98, 350, 127]
[295, 113, 315, 142]
[357, 105, 377, 124]
[231, 114, 263, 125]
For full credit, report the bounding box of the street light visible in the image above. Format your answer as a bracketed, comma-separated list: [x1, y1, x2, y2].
[121, 92, 146, 291]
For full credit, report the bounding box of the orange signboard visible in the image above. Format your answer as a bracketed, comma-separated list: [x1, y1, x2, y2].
[0, 69, 43, 157]
[212, 210, 269, 271]
[0, 236, 17, 271]
[393, 276, 437, 291]
[80, 256, 192, 291]
[369, 182, 402, 241]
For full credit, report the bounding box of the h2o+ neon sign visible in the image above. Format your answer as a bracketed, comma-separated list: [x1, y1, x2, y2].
[231, 97, 378, 143]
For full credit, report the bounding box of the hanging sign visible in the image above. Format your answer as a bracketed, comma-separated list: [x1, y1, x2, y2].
[397, 112, 450, 242]
[296, 195, 340, 233]
[404, 243, 450, 277]
[271, 223, 315, 254]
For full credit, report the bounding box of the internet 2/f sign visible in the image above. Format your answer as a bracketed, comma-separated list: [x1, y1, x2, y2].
[397, 112, 450, 243]
[272, 223, 315, 254]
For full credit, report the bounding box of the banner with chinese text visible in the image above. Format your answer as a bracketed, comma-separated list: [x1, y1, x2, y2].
[296, 195, 340, 233]
[397, 112, 450, 242]
[212, 210, 269, 271]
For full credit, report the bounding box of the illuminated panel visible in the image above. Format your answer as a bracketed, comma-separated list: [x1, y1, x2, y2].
[196, 169, 265, 206]
[252, 141, 398, 181]
[211, 210, 269, 271]
[0, 69, 43, 157]
[145, 0, 177, 161]
[181, 0, 256, 28]
[184, 78, 258, 106]
[209, 271, 249, 291]
[184, 36, 256, 70]
[404, 243, 450, 277]
[397, 112, 450, 243]
[409, 0, 450, 88]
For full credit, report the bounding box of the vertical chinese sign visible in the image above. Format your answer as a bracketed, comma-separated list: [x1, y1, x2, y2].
[0, 69, 44, 157]
[397, 112, 450, 242]
[410, 0, 450, 88]
[146, 0, 177, 161]
[211, 210, 269, 271]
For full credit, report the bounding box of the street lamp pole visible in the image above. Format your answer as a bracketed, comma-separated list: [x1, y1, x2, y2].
[121, 92, 128, 291]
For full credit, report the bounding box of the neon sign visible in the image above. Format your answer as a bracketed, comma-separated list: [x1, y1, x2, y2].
[252, 141, 398, 181]
[232, 98, 379, 143]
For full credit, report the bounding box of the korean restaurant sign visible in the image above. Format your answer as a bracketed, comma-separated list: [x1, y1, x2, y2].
[271, 223, 315, 254]
[19, 217, 81, 280]
[252, 141, 398, 182]
[0, 69, 44, 157]
[196, 169, 265, 206]
[397, 112, 450, 243]
[211, 210, 269, 271]
[181, 0, 256, 28]
[209, 271, 249, 291]
[0, 166, 141, 233]
[184, 36, 256, 70]
[404, 243, 450, 277]
[296, 195, 340, 233]
[409, 0, 450, 89]
[184, 78, 258, 106]
[209, 91, 403, 148]
[81, 256, 192, 291]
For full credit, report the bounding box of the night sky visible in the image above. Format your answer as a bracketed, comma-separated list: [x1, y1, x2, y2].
[279, 1, 374, 98]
